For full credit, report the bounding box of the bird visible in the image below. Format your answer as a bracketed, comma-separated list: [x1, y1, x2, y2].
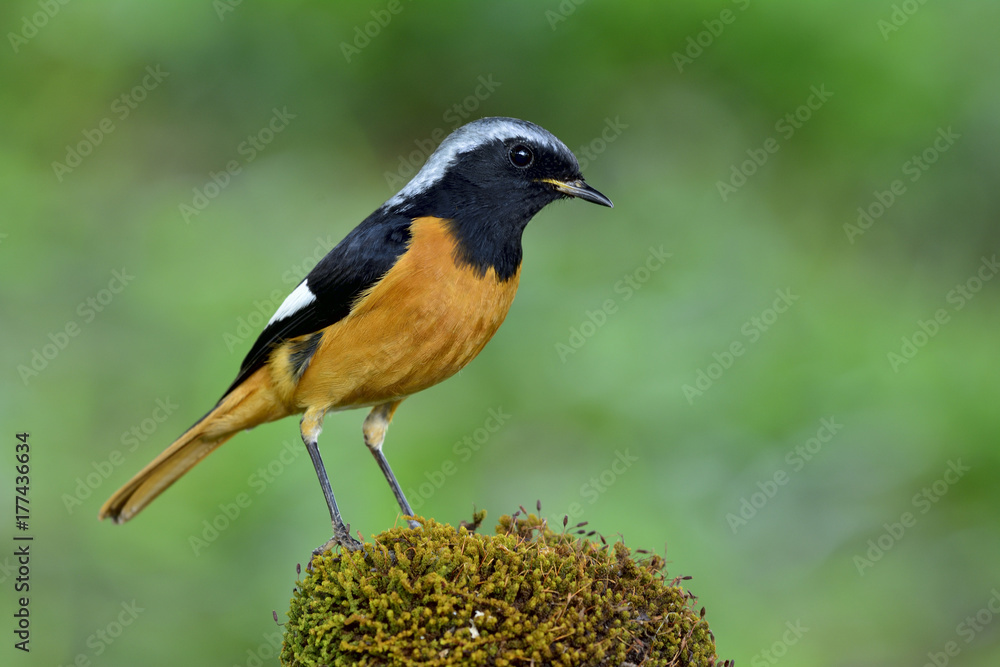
[98, 116, 613, 553]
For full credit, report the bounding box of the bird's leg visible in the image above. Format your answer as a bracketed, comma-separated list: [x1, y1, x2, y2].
[364, 400, 420, 529]
[301, 410, 362, 554]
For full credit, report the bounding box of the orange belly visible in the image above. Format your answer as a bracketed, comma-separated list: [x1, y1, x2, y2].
[281, 216, 520, 412]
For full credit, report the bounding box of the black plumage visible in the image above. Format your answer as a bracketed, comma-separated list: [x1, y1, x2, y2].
[224, 212, 412, 397]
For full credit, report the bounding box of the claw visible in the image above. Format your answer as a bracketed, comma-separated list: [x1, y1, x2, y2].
[312, 522, 363, 556]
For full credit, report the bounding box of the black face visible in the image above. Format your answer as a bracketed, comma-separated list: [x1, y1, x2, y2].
[438, 136, 589, 222]
[402, 137, 580, 230]
[394, 121, 611, 281]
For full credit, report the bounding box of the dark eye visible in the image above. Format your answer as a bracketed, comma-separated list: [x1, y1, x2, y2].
[509, 144, 534, 168]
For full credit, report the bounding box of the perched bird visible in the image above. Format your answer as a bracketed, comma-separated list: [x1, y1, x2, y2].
[99, 117, 612, 552]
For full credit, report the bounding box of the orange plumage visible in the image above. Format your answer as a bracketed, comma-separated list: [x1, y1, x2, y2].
[99, 117, 612, 552]
[99, 217, 519, 524]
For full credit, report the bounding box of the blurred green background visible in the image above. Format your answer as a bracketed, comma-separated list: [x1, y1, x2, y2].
[3, 1, 999, 665]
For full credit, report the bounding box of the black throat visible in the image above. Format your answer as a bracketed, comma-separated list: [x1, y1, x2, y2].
[397, 173, 557, 281]
[443, 215, 524, 281]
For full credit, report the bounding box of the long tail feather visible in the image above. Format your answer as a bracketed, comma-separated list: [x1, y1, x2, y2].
[98, 368, 286, 524]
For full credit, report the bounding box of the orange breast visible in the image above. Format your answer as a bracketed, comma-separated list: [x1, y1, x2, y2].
[287, 216, 520, 412]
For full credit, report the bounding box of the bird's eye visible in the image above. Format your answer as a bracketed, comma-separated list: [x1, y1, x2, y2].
[509, 144, 534, 168]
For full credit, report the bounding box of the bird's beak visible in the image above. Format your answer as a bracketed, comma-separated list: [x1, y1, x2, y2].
[541, 178, 614, 208]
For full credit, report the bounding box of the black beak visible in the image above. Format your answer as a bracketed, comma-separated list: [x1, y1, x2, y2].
[541, 178, 614, 208]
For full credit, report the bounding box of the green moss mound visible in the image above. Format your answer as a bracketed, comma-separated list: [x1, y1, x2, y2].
[282, 512, 726, 666]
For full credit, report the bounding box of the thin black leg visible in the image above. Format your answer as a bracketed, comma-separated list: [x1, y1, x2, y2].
[370, 447, 420, 529]
[302, 430, 361, 553]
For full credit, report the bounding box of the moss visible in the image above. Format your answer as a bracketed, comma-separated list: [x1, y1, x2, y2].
[282, 512, 727, 666]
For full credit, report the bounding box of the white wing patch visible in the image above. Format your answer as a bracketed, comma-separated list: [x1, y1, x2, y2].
[268, 280, 316, 326]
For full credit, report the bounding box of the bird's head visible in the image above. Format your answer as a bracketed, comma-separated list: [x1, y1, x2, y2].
[385, 117, 613, 222]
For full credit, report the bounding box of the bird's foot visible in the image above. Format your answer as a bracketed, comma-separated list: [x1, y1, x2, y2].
[404, 516, 421, 530]
[312, 524, 363, 556]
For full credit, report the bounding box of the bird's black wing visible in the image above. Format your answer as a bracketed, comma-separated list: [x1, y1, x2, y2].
[221, 209, 413, 398]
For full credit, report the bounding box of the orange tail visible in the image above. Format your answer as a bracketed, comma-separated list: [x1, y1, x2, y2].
[98, 368, 289, 524]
